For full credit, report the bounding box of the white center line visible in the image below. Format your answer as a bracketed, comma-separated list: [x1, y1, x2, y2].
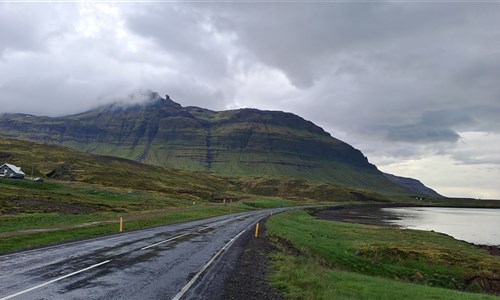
[141, 233, 191, 251]
[0, 260, 111, 300]
[171, 229, 247, 300]
[197, 226, 214, 232]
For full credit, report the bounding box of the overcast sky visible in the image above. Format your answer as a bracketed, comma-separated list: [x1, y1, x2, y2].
[1, 1, 499, 199]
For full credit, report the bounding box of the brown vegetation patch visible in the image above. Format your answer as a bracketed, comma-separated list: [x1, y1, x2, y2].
[465, 274, 500, 295]
[93, 154, 145, 167]
[481, 245, 500, 256]
[210, 195, 249, 203]
[1, 197, 100, 214]
[46, 163, 78, 181]
[349, 191, 388, 202]
[270, 235, 303, 258]
[0, 152, 12, 161]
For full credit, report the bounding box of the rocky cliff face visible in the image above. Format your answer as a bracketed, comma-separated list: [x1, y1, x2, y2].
[0, 92, 413, 193]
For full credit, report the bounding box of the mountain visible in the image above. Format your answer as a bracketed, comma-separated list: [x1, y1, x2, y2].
[0, 92, 434, 195]
[0, 136, 404, 209]
[383, 173, 442, 197]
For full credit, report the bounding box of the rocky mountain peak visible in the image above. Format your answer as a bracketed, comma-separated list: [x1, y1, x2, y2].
[158, 94, 182, 109]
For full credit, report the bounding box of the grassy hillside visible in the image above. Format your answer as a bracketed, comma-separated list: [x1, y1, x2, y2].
[0, 136, 243, 208]
[0, 136, 409, 207]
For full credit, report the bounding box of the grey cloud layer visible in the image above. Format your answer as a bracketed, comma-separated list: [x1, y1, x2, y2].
[199, 2, 500, 145]
[1, 2, 500, 173]
[121, 2, 499, 152]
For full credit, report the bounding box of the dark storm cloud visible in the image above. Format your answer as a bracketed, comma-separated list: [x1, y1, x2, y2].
[125, 4, 230, 80]
[420, 110, 474, 129]
[183, 2, 500, 146]
[201, 2, 489, 88]
[387, 125, 460, 144]
[386, 110, 474, 143]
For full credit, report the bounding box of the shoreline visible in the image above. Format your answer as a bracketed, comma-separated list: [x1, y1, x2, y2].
[309, 203, 412, 226]
[309, 204, 500, 256]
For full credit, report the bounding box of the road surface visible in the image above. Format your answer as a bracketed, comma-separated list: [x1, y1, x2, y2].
[0, 209, 280, 300]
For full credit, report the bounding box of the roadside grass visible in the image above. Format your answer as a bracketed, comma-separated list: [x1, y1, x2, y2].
[271, 254, 497, 300]
[241, 197, 312, 208]
[0, 194, 298, 235]
[0, 213, 107, 233]
[267, 210, 500, 298]
[0, 205, 248, 254]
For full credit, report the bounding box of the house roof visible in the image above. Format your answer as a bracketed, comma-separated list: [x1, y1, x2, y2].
[1, 163, 26, 175]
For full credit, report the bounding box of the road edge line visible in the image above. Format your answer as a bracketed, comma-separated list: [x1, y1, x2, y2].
[171, 229, 247, 300]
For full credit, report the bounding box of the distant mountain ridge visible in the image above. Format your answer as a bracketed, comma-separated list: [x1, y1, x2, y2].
[0, 92, 439, 196]
[383, 173, 442, 197]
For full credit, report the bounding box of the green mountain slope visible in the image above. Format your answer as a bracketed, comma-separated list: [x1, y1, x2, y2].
[0, 92, 416, 194]
[0, 136, 241, 205]
[0, 136, 411, 214]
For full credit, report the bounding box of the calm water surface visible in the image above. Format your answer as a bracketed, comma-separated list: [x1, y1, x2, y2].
[381, 207, 500, 245]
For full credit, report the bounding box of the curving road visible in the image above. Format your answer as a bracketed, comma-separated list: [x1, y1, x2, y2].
[0, 209, 281, 300]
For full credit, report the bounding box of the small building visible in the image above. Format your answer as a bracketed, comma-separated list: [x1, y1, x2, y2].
[0, 163, 26, 179]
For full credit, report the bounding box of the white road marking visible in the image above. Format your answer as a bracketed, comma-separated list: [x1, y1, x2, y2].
[141, 233, 191, 250]
[171, 229, 247, 300]
[197, 226, 214, 232]
[1, 213, 266, 300]
[0, 260, 111, 300]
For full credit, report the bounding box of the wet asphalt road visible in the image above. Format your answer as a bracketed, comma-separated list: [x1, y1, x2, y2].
[0, 209, 280, 300]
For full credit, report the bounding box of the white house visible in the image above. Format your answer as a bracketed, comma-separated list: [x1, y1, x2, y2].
[0, 163, 25, 179]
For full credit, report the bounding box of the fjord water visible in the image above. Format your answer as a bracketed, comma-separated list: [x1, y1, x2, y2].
[382, 207, 500, 245]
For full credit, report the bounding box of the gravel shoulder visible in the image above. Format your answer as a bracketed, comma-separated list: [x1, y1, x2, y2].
[184, 217, 284, 300]
[222, 219, 284, 300]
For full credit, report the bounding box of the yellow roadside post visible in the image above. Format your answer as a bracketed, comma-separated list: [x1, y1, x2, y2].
[119, 217, 123, 232]
[255, 223, 260, 238]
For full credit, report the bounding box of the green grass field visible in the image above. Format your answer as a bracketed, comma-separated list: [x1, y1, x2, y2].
[271, 254, 497, 300]
[267, 210, 500, 299]
[0, 205, 250, 253]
